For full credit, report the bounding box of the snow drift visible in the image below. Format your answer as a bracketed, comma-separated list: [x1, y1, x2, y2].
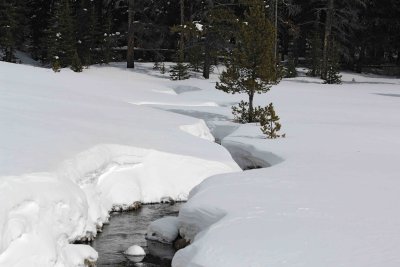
[0, 62, 240, 266]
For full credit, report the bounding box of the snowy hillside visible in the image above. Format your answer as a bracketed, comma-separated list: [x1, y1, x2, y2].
[1, 61, 400, 267]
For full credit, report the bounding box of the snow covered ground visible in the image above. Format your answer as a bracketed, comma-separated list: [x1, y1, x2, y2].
[0, 61, 240, 266]
[1, 61, 400, 266]
[172, 70, 400, 267]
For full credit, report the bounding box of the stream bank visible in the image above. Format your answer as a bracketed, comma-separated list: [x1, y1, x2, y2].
[91, 203, 182, 267]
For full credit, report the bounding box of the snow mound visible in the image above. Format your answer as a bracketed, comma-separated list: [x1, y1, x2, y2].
[146, 217, 180, 244]
[125, 245, 145, 256]
[180, 120, 215, 142]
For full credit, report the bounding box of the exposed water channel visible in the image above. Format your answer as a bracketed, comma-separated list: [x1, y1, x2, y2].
[91, 203, 182, 267]
[90, 130, 272, 266]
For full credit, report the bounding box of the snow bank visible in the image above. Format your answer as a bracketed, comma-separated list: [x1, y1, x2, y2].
[172, 73, 400, 267]
[146, 217, 180, 244]
[0, 62, 240, 266]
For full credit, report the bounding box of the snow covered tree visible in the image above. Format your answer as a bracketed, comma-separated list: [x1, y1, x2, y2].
[216, 0, 279, 123]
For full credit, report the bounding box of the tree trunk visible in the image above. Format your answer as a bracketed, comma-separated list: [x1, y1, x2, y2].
[274, 0, 278, 63]
[179, 0, 185, 62]
[202, 0, 214, 79]
[322, 0, 334, 79]
[127, 0, 135, 68]
[248, 91, 255, 123]
[203, 39, 211, 79]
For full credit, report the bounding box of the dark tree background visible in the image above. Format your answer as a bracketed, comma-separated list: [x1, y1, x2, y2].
[1, 0, 399, 75]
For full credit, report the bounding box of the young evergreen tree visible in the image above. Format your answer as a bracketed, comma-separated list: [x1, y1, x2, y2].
[170, 62, 190, 80]
[160, 62, 166, 74]
[52, 56, 61, 72]
[70, 50, 83, 72]
[323, 41, 342, 84]
[170, 0, 190, 80]
[259, 103, 284, 139]
[216, 0, 278, 123]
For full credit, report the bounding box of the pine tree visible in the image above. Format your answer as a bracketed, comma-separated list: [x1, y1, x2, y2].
[170, 0, 190, 81]
[170, 62, 190, 80]
[160, 62, 166, 74]
[323, 41, 342, 84]
[259, 103, 284, 139]
[216, 0, 278, 123]
[70, 50, 83, 72]
[52, 56, 61, 72]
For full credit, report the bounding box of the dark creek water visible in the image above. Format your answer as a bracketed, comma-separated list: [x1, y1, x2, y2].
[91, 203, 182, 267]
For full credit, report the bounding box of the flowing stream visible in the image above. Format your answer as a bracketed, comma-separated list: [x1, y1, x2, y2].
[90, 125, 273, 266]
[91, 203, 182, 267]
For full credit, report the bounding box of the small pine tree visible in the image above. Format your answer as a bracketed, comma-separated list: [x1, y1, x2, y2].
[170, 62, 190, 80]
[160, 63, 166, 74]
[323, 41, 342, 84]
[232, 101, 250, 123]
[153, 61, 161, 70]
[52, 56, 61, 72]
[71, 50, 83, 72]
[259, 103, 284, 139]
[153, 52, 164, 70]
[216, 0, 278, 123]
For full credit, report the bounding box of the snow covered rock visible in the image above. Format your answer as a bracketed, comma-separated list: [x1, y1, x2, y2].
[125, 245, 146, 256]
[146, 217, 180, 244]
[124, 245, 146, 263]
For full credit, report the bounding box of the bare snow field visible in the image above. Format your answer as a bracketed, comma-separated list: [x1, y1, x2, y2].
[1, 61, 400, 266]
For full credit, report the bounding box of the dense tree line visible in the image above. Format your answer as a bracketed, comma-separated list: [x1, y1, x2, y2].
[1, 0, 399, 76]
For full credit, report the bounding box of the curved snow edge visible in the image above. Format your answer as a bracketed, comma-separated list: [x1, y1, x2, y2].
[0, 143, 240, 267]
